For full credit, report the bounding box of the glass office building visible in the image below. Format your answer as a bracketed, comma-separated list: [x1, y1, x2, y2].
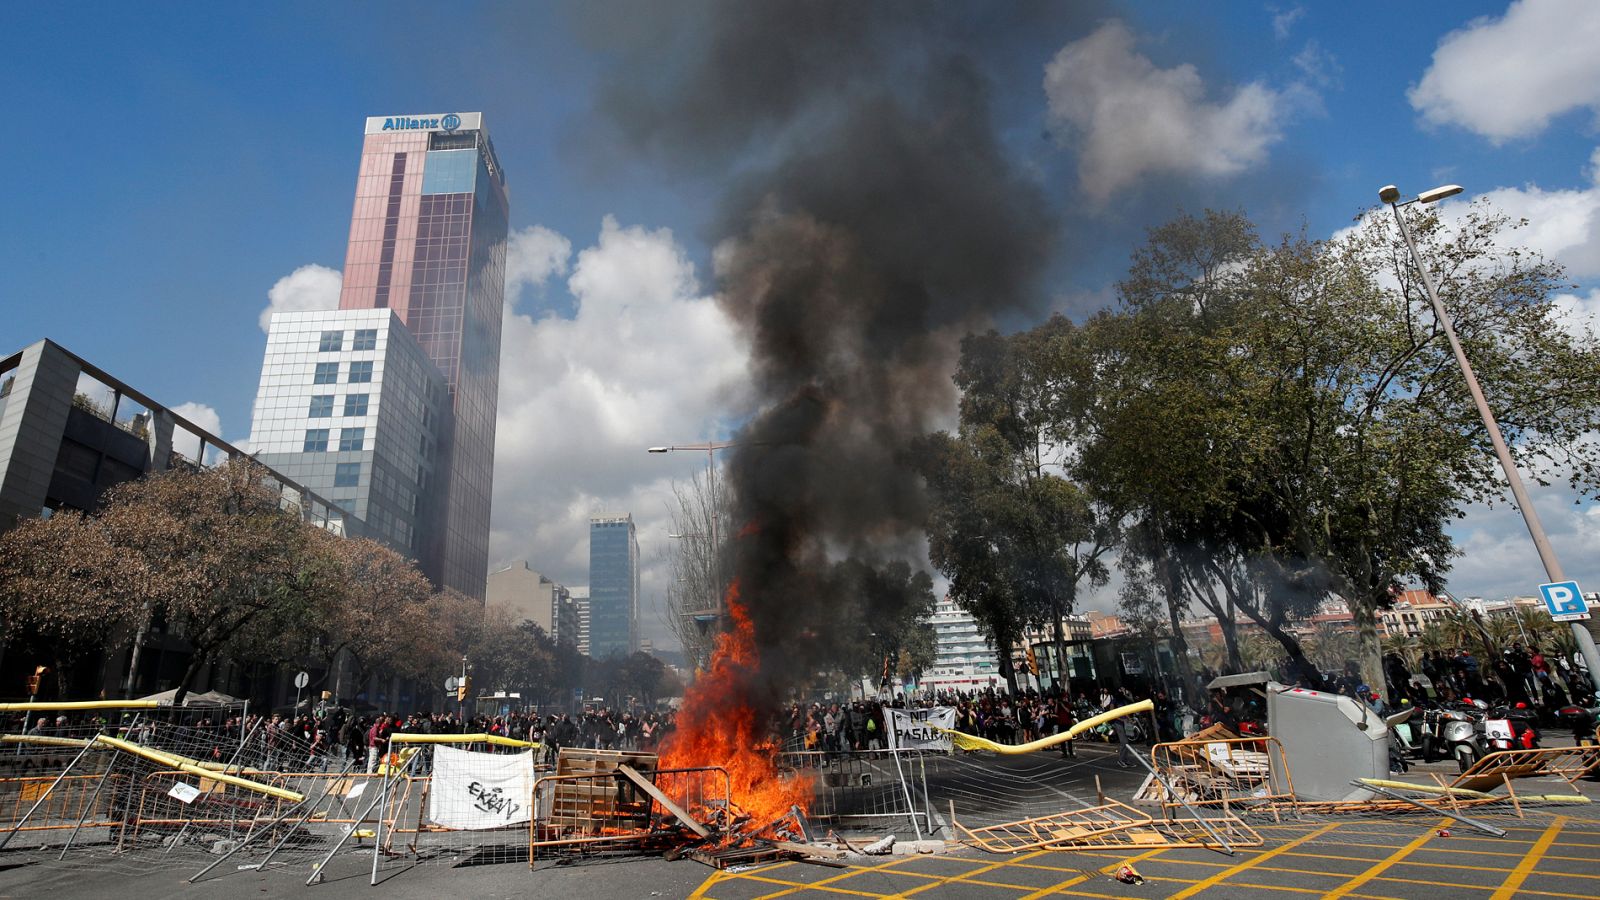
[337, 112, 508, 599]
[248, 310, 450, 578]
[588, 514, 639, 658]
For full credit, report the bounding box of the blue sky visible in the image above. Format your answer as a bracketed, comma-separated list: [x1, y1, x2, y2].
[5, 2, 1599, 645]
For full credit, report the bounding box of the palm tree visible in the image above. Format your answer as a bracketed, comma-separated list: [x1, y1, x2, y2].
[1381, 633, 1420, 669]
[1417, 624, 1453, 656]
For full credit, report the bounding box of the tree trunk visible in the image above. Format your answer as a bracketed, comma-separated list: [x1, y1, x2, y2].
[171, 652, 208, 708]
[122, 602, 152, 698]
[1353, 597, 1385, 694]
[1050, 596, 1070, 694]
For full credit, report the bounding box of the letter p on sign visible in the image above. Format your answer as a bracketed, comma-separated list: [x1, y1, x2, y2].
[1539, 581, 1590, 621]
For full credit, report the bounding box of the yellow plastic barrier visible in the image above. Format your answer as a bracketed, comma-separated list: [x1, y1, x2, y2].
[936, 699, 1156, 755]
[93, 736, 303, 803]
[0, 734, 95, 749]
[388, 732, 538, 749]
[0, 700, 163, 712]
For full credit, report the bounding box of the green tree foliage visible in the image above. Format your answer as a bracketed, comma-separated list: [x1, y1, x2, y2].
[919, 319, 1116, 694]
[1069, 204, 1600, 688]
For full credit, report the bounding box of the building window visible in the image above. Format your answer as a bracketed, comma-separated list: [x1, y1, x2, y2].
[343, 393, 369, 417]
[339, 427, 365, 452]
[334, 462, 361, 487]
[352, 329, 377, 351]
[348, 361, 373, 383]
[308, 395, 334, 418]
[303, 429, 329, 452]
[319, 331, 344, 352]
[313, 362, 339, 384]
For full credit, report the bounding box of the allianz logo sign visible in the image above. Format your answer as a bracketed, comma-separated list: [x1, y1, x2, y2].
[382, 114, 462, 132]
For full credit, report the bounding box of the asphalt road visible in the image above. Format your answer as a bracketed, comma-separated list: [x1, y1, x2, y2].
[1, 739, 1596, 899]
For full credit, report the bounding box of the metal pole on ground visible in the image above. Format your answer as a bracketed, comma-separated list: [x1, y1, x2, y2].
[889, 749, 922, 841]
[166, 718, 264, 854]
[0, 737, 101, 850]
[1127, 750, 1233, 855]
[58, 715, 140, 859]
[369, 751, 414, 885]
[1353, 781, 1506, 837]
[254, 761, 356, 873]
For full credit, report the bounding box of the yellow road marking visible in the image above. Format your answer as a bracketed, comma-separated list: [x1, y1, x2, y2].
[1490, 815, 1567, 900]
[690, 855, 917, 900]
[883, 849, 1054, 898]
[1011, 847, 1173, 900]
[1166, 822, 1340, 899]
[1322, 818, 1446, 899]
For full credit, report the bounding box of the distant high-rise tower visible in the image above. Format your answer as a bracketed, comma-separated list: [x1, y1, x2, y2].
[336, 113, 509, 599]
[588, 514, 639, 658]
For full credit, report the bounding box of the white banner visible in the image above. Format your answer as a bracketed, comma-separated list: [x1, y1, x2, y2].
[885, 706, 957, 752]
[427, 745, 535, 830]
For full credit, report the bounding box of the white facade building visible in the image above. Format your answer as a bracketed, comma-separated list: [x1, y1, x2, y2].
[922, 596, 1002, 692]
[247, 309, 450, 576]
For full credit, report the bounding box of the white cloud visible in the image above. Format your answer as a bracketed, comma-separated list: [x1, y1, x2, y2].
[259, 264, 341, 332]
[1472, 147, 1600, 279]
[1044, 21, 1300, 203]
[1291, 40, 1341, 88]
[169, 401, 221, 462]
[1410, 0, 1600, 142]
[1271, 6, 1305, 41]
[1549, 288, 1600, 340]
[489, 217, 753, 647]
[505, 225, 572, 297]
[1446, 484, 1600, 603]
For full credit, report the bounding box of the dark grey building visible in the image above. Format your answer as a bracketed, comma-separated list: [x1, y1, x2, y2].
[588, 514, 639, 658]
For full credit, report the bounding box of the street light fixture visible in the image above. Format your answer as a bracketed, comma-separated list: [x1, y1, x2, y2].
[1380, 182, 1600, 693]
[648, 441, 737, 620]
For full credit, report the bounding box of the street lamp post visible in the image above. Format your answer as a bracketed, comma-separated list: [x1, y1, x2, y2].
[1380, 183, 1600, 694]
[648, 442, 736, 617]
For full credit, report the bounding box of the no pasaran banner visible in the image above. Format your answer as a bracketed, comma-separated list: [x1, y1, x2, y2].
[427, 745, 535, 830]
[885, 706, 956, 752]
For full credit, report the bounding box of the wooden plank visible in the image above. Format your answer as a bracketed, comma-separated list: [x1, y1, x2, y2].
[767, 840, 846, 860]
[617, 764, 710, 838]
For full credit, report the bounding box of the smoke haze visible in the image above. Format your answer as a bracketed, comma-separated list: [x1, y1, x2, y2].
[588, 1, 1103, 698]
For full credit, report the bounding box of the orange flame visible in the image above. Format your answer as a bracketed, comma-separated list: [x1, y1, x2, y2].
[660, 579, 811, 831]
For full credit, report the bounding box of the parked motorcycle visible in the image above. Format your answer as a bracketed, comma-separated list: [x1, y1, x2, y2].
[1479, 702, 1540, 754]
[1554, 704, 1599, 745]
[1418, 701, 1483, 772]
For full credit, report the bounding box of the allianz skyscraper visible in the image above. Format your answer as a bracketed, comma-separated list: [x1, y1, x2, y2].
[251, 113, 508, 599]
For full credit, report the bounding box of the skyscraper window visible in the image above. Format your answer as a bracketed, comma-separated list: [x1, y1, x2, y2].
[307, 395, 334, 418]
[319, 331, 344, 352]
[303, 429, 329, 452]
[313, 362, 339, 384]
[348, 361, 373, 383]
[352, 329, 378, 351]
[334, 462, 361, 487]
[343, 393, 369, 417]
[338, 427, 365, 452]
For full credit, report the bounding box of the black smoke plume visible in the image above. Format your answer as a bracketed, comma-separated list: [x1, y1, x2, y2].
[589, 1, 1102, 700]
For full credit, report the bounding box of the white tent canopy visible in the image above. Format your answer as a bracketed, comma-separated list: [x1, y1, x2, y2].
[136, 688, 245, 707]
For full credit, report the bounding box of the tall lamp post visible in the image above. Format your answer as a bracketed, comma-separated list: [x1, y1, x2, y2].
[648, 441, 735, 618]
[1380, 183, 1600, 693]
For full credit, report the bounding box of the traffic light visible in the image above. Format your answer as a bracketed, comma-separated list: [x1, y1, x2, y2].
[456, 675, 472, 702]
[25, 665, 47, 696]
[1025, 645, 1039, 677]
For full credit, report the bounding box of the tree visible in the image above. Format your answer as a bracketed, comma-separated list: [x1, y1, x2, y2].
[307, 536, 437, 699]
[92, 459, 341, 704]
[1071, 206, 1600, 691]
[920, 320, 1117, 695]
[0, 510, 142, 695]
[663, 471, 728, 673]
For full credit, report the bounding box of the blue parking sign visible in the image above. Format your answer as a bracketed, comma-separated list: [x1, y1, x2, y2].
[1539, 581, 1590, 621]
